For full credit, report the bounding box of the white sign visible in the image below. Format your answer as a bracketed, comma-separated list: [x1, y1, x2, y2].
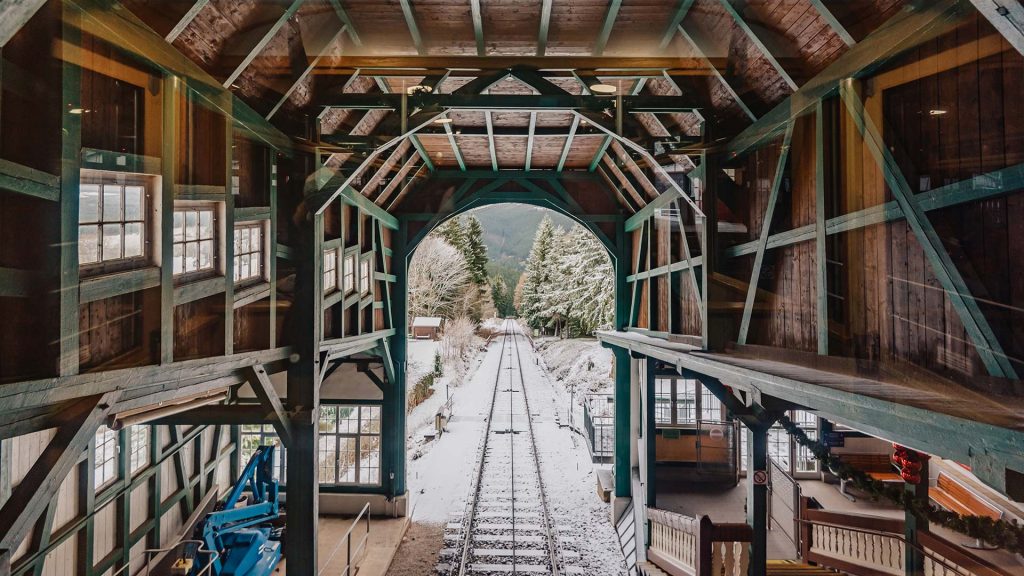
[752, 469, 768, 485]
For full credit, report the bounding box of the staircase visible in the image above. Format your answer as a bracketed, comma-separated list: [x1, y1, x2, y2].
[767, 560, 844, 576]
[637, 560, 668, 575]
[615, 499, 637, 573]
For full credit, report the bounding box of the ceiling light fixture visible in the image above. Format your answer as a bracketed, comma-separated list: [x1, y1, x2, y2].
[433, 117, 454, 124]
[929, 109, 948, 116]
[407, 84, 433, 95]
[590, 83, 617, 95]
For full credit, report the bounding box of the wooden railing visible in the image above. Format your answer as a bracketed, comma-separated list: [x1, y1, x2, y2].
[798, 498, 1012, 576]
[646, 508, 752, 576]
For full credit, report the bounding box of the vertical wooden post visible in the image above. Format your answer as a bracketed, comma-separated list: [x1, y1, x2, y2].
[385, 220, 409, 502]
[745, 424, 770, 576]
[269, 155, 278, 348]
[701, 144, 725, 350]
[644, 358, 656, 508]
[905, 458, 929, 576]
[223, 93, 235, 355]
[798, 496, 812, 560]
[815, 99, 829, 355]
[161, 75, 179, 364]
[286, 196, 324, 574]
[613, 347, 631, 499]
[59, 0, 82, 376]
[695, 515, 714, 576]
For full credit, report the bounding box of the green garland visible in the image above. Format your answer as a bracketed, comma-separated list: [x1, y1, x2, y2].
[777, 414, 1024, 554]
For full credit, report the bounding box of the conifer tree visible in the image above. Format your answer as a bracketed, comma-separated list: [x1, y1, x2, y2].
[463, 216, 489, 286]
[520, 217, 557, 329]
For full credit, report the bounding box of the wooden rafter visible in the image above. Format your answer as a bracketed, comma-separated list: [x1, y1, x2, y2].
[398, 0, 425, 55]
[806, 0, 855, 47]
[443, 120, 466, 171]
[676, 24, 757, 121]
[360, 139, 412, 197]
[601, 154, 646, 208]
[165, 0, 210, 42]
[969, 0, 1024, 56]
[525, 112, 537, 171]
[537, 0, 554, 56]
[611, 141, 659, 200]
[717, 0, 798, 91]
[267, 20, 349, 120]
[556, 116, 579, 172]
[659, 0, 696, 49]
[377, 154, 422, 207]
[470, 0, 484, 56]
[594, 0, 623, 56]
[327, 0, 362, 46]
[385, 163, 428, 211]
[223, 0, 306, 88]
[485, 110, 498, 170]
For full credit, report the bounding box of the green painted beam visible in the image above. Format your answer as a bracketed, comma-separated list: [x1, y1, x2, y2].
[839, 79, 1017, 379]
[327, 0, 361, 45]
[165, 0, 210, 42]
[556, 115, 580, 172]
[737, 121, 792, 345]
[0, 0, 47, 47]
[536, 0, 553, 56]
[485, 110, 498, 170]
[623, 188, 684, 232]
[659, 0, 696, 49]
[470, 0, 484, 55]
[267, 22, 349, 120]
[223, 0, 305, 88]
[593, 0, 623, 56]
[806, 0, 855, 47]
[968, 0, 1024, 57]
[442, 120, 466, 171]
[398, 0, 425, 55]
[525, 112, 537, 171]
[717, 0, 798, 91]
[321, 92, 702, 112]
[0, 159, 59, 201]
[338, 185, 400, 230]
[588, 136, 613, 172]
[410, 135, 435, 171]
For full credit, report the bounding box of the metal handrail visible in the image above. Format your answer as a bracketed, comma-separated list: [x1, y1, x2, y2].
[114, 540, 220, 576]
[319, 501, 372, 576]
[798, 518, 977, 576]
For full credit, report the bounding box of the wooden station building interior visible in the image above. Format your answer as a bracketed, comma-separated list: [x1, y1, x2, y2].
[0, 0, 1023, 575]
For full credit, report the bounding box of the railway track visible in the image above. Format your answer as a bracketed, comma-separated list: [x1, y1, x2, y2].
[439, 319, 579, 575]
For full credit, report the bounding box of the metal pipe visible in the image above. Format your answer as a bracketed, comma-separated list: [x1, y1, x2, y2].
[109, 393, 228, 430]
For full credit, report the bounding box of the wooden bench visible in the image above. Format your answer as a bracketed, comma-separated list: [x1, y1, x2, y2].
[930, 472, 1002, 520]
[827, 453, 902, 501]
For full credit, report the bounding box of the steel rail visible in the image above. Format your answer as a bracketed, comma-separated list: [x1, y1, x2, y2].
[509, 324, 562, 576]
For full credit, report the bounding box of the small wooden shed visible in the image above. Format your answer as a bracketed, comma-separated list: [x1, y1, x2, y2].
[412, 316, 444, 340]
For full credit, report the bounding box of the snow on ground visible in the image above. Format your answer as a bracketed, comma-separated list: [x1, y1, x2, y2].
[533, 335, 615, 433]
[405, 336, 487, 461]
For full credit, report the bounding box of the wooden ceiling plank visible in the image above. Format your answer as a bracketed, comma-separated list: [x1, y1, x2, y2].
[611, 140, 659, 200]
[164, 0, 210, 43]
[659, 0, 696, 49]
[223, 0, 306, 88]
[716, 0, 798, 91]
[806, 0, 855, 47]
[601, 153, 646, 208]
[594, 0, 624, 56]
[537, 0, 554, 56]
[398, 0, 425, 55]
[386, 164, 429, 211]
[471, 0, 485, 56]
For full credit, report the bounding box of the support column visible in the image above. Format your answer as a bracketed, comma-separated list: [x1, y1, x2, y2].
[286, 197, 324, 575]
[746, 423, 770, 576]
[904, 453, 929, 576]
[644, 358, 656, 507]
[385, 220, 409, 504]
[613, 347, 631, 499]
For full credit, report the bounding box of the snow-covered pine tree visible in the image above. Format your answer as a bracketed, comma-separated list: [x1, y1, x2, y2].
[520, 216, 558, 329]
[463, 216, 489, 286]
[435, 217, 467, 254]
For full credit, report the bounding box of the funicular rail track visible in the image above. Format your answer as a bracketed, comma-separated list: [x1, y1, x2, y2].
[441, 319, 564, 576]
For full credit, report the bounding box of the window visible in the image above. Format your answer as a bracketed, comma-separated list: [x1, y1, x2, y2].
[654, 379, 673, 425]
[94, 426, 118, 489]
[792, 410, 819, 473]
[359, 259, 371, 295]
[129, 426, 149, 474]
[173, 207, 216, 276]
[324, 249, 338, 292]
[317, 404, 381, 485]
[768, 427, 790, 469]
[700, 386, 722, 422]
[79, 181, 146, 266]
[675, 380, 697, 424]
[343, 253, 356, 293]
[239, 424, 285, 481]
[233, 224, 263, 283]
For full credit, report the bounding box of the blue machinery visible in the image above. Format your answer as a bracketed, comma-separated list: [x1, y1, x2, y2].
[180, 445, 283, 576]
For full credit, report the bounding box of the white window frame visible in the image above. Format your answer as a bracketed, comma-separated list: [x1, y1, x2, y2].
[343, 253, 356, 293]
[317, 404, 381, 486]
[324, 249, 338, 292]
[94, 426, 119, 489]
[359, 258, 371, 295]
[239, 424, 285, 481]
[79, 178, 148, 268]
[172, 206, 217, 277]
[129, 425, 149, 474]
[233, 223, 264, 284]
